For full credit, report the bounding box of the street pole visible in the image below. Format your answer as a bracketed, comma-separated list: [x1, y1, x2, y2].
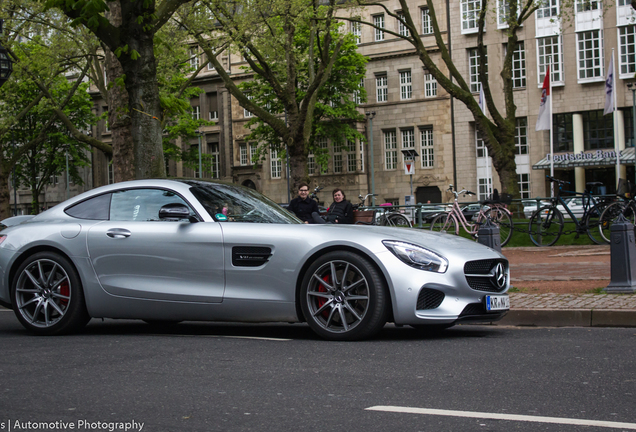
[285, 109, 290, 203]
[628, 82, 636, 188]
[196, 130, 203, 178]
[366, 111, 376, 206]
[65, 151, 69, 201]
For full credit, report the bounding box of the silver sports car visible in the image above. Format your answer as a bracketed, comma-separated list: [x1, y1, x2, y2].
[0, 179, 509, 340]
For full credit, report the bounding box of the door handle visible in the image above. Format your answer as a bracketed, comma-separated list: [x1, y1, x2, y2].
[106, 228, 131, 239]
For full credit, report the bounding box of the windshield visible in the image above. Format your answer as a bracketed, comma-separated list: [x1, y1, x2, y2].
[183, 180, 301, 224]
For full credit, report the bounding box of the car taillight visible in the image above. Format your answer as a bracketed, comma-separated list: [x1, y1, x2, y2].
[0, 235, 6, 245]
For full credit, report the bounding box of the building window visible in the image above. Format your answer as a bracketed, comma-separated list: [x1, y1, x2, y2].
[307, 153, 316, 175]
[577, 30, 604, 81]
[583, 110, 614, 150]
[384, 130, 397, 170]
[518, 173, 530, 198]
[353, 78, 364, 105]
[576, 0, 599, 12]
[536, 0, 558, 18]
[209, 111, 218, 121]
[421, 8, 433, 34]
[316, 136, 328, 172]
[537, 36, 563, 84]
[553, 113, 574, 152]
[511, 42, 526, 88]
[270, 149, 282, 179]
[515, 117, 528, 155]
[399, 70, 412, 100]
[376, 75, 388, 102]
[239, 143, 248, 166]
[359, 140, 365, 172]
[420, 127, 434, 168]
[210, 143, 220, 178]
[373, 15, 385, 41]
[425, 73, 437, 97]
[401, 128, 415, 149]
[191, 106, 200, 120]
[497, 0, 511, 28]
[347, 150, 357, 173]
[468, 48, 487, 93]
[475, 128, 486, 158]
[189, 46, 199, 70]
[619, 25, 636, 76]
[397, 12, 410, 37]
[461, 0, 481, 34]
[351, 21, 361, 44]
[333, 141, 343, 173]
[478, 177, 492, 202]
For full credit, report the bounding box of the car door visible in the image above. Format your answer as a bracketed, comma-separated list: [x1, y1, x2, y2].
[87, 188, 225, 303]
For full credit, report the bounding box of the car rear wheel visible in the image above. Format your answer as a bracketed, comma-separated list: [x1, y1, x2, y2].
[11, 252, 89, 335]
[300, 251, 388, 341]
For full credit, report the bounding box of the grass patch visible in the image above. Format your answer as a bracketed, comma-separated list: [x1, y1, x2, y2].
[584, 287, 606, 294]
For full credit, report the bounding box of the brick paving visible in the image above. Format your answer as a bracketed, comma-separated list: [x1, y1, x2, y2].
[503, 245, 636, 311]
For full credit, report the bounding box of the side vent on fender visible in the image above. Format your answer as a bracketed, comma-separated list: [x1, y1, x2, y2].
[232, 246, 272, 267]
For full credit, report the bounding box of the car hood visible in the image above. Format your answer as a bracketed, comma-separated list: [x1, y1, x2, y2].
[311, 225, 505, 261]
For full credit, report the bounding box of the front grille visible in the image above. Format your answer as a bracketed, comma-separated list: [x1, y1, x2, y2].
[464, 259, 508, 293]
[459, 302, 486, 317]
[416, 288, 445, 310]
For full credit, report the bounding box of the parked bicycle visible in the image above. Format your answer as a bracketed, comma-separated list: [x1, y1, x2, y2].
[354, 193, 411, 227]
[597, 180, 635, 243]
[528, 176, 607, 246]
[429, 185, 514, 246]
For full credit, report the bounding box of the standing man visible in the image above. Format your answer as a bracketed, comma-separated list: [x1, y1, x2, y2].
[288, 183, 319, 223]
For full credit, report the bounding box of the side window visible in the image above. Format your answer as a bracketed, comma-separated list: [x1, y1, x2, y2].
[110, 189, 194, 221]
[65, 194, 112, 220]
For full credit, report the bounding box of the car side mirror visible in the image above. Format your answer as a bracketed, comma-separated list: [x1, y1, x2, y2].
[158, 203, 193, 221]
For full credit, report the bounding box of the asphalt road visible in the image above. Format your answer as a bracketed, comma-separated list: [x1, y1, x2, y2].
[1, 310, 635, 432]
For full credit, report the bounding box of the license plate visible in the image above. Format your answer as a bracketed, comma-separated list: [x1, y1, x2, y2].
[485, 295, 510, 311]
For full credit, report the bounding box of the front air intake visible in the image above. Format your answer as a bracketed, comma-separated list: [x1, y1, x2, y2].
[416, 288, 445, 310]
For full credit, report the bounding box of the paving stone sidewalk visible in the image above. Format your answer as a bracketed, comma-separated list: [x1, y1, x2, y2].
[494, 246, 636, 327]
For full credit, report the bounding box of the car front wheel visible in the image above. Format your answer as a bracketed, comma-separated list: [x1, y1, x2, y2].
[11, 252, 89, 335]
[300, 251, 388, 341]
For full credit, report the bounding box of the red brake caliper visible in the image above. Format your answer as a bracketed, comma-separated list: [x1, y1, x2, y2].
[59, 281, 70, 307]
[317, 275, 330, 317]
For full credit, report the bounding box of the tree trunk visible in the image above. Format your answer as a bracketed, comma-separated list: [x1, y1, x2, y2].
[0, 159, 11, 219]
[105, 4, 135, 183]
[118, 29, 165, 179]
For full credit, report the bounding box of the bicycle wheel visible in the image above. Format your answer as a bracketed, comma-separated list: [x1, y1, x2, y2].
[476, 208, 514, 246]
[384, 213, 411, 227]
[529, 206, 564, 247]
[598, 201, 636, 243]
[584, 204, 608, 245]
[430, 213, 457, 234]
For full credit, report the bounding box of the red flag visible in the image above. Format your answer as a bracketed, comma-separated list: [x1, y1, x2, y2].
[536, 66, 551, 131]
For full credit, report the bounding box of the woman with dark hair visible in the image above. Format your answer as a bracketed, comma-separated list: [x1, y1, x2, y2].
[312, 188, 354, 224]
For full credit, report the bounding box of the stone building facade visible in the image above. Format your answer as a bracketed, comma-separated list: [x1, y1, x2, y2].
[11, 0, 636, 213]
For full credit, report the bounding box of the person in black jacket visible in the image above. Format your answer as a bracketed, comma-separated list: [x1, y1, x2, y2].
[312, 188, 353, 224]
[288, 183, 319, 223]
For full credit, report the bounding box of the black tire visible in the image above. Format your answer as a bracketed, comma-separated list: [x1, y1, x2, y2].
[300, 251, 388, 341]
[384, 213, 411, 227]
[475, 208, 514, 246]
[430, 213, 457, 234]
[584, 204, 606, 245]
[529, 206, 564, 247]
[599, 201, 636, 244]
[11, 251, 89, 335]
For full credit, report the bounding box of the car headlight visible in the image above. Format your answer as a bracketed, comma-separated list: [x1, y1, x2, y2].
[382, 241, 448, 273]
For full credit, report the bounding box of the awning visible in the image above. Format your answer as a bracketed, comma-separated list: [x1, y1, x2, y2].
[532, 147, 635, 170]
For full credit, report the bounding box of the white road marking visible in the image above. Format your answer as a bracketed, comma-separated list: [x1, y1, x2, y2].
[365, 406, 636, 430]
